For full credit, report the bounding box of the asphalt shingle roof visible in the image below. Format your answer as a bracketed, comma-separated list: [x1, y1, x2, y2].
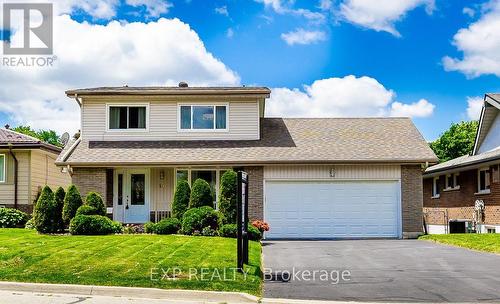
[58, 118, 437, 166]
[425, 148, 500, 175]
[0, 128, 62, 153]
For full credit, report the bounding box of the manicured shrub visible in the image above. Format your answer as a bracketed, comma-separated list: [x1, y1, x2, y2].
[172, 180, 190, 219]
[155, 218, 181, 235]
[75, 205, 98, 216]
[85, 192, 106, 216]
[25, 218, 35, 229]
[218, 223, 262, 241]
[181, 206, 221, 235]
[219, 224, 237, 238]
[144, 222, 156, 234]
[62, 185, 83, 224]
[218, 170, 237, 224]
[247, 224, 262, 241]
[33, 186, 59, 233]
[69, 215, 122, 235]
[0, 208, 30, 228]
[54, 187, 66, 230]
[202, 226, 217, 236]
[189, 179, 213, 208]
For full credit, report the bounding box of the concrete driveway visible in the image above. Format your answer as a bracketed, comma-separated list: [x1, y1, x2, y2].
[263, 240, 500, 302]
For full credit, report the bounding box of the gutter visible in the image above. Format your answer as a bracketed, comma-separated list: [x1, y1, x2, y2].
[7, 144, 18, 210]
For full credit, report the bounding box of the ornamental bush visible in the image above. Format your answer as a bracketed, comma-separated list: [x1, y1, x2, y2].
[0, 208, 30, 228]
[247, 224, 262, 241]
[171, 180, 190, 219]
[69, 215, 122, 235]
[144, 222, 156, 234]
[181, 206, 221, 235]
[154, 218, 181, 235]
[189, 179, 213, 208]
[33, 186, 59, 233]
[75, 205, 98, 216]
[62, 185, 83, 225]
[85, 192, 106, 216]
[218, 170, 237, 224]
[218, 223, 262, 241]
[54, 187, 66, 230]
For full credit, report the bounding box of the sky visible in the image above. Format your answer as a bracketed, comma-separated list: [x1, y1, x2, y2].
[1, 0, 500, 141]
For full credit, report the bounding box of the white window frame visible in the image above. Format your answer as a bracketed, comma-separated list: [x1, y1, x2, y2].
[444, 173, 460, 191]
[477, 167, 491, 194]
[177, 103, 229, 132]
[174, 168, 230, 209]
[0, 154, 5, 183]
[106, 103, 150, 132]
[432, 176, 440, 198]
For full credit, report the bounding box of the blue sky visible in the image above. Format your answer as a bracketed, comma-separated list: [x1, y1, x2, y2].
[2, 0, 500, 140]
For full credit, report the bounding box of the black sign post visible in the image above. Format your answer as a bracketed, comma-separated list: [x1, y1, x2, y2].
[237, 171, 249, 271]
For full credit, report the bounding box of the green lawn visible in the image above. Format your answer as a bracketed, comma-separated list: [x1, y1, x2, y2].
[420, 234, 500, 254]
[0, 229, 262, 295]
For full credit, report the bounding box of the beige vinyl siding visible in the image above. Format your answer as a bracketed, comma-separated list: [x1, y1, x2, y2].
[0, 150, 30, 206]
[30, 150, 71, 202]
[264, 164, 401, 180]
[150, 168, 174, 212]
[82, 98, 260, 141]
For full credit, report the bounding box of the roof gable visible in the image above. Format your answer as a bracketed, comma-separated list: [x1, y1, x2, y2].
[473, 94, 500, 155]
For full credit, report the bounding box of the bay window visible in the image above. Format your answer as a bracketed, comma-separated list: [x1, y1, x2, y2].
[179, 104, 228, 131]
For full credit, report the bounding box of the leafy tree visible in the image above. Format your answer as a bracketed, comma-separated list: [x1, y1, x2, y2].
[54, 187, 66, 230]
[189, 179, 213, 208]
[172, 180, 191, 219]
[85, 192, 106, 216]
[33, 186, 59, 233]
[430, 121, 479, 162]
[11, 125, 62, 147]
[62, 185, 83, 225]
[218, 170, 237, 224]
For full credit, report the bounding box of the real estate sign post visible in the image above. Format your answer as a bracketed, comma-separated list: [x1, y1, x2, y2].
[237, 171, 249, 271]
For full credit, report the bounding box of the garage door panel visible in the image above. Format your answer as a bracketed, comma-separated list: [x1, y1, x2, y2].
[265, 181, 400, 239]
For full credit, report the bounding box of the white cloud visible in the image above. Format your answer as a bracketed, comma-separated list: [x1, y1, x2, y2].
[318, 0, 333, 11]
[266, 75, 435, 118]
[390, 99, 435, 117]
[226, 28, 234, 38]
[0, 16, 239, 134]
[281, 28, 326, 45]
[255, 0, 326, 24]
[125, 0, 172, 17]
[462, 7, 475, 18]
[466, 96, 484, 120]
[443, 0, 500, 78]
[215, 5, 229, 17]
[338, 0, 435, 36]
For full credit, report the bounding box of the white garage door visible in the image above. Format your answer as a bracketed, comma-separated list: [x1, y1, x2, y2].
[265, 181, 400, 239]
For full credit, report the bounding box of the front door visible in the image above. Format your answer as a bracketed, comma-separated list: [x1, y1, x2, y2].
[114, 169, 150, 223]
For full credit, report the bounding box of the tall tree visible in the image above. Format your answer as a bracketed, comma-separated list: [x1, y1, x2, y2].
[11, 126, 62, 147]
[430, 121, 479, 162]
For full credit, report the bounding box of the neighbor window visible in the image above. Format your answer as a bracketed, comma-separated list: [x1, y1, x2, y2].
[445, 173, 459, 189]
[478, 168, 491, 193]
[109, 106, 147, 130]
[0, 154, 5, 183]
[179, 105, 227, 130]
[432, 176, 440, 197]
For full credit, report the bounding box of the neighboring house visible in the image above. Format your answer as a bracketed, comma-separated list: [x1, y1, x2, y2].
[423, 94, 500, 234]
[56, 84, 437, 239]
[0, 127, 72, 213]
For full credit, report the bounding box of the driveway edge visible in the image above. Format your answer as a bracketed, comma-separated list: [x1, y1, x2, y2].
[0, 281, 259, 303]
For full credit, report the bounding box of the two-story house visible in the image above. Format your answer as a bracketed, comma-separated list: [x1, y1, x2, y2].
[56, 84, 437, 239]
[423, 94, 500, 234]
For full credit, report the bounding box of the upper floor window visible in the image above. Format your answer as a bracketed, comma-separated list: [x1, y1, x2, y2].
[432, 176, 440, 198]
[445, 173, 459, 190]
[108, 105, 147, 130]
[478, 168, 491, 193]
[0, 154, 5, 183]
[179, 105, 228, 131]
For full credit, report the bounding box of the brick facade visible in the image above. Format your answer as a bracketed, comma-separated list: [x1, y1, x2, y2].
[423, 164, 500, 225]
[72, 168, 107, 199]
[244, 166, 263, 221]
[401, 165, 424, 238]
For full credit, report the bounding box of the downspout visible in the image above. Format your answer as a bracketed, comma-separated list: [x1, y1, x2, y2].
[7, 144, 18, 210]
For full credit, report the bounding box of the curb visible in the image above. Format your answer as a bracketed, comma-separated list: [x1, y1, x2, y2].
[0, 281, 259, 303]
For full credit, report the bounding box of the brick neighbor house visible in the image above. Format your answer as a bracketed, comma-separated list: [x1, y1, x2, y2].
[423, 94, 500, 234]
[56, 84, 437, 239]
